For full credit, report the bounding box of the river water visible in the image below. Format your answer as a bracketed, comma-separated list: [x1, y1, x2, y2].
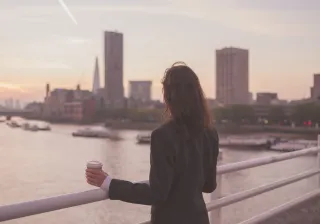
[0, 123, 318, 224]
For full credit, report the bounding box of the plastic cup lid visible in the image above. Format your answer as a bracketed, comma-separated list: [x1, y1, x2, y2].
[87, 160, 102, 169]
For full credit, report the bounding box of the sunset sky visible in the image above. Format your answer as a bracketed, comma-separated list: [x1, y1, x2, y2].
[0, 0, 319, 104]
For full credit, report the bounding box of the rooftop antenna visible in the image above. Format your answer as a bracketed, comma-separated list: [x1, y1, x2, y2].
[76, 71, 84, 90]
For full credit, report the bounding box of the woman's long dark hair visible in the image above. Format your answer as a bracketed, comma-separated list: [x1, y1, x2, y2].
[162, 62, 212, 139]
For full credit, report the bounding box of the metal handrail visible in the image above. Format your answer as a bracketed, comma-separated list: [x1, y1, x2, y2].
[0, 189, 108, 221]
[238, 189, 320, 224]
[207, 169, 320, 211]
[0, 144, 319, 223]
[139, 168, 320, 224]
[217, 146, 319, 175]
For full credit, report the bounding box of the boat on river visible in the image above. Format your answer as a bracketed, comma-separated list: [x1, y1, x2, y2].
[37, 122, 51, 131]
[219, 137, 278, 149]
[72, 127, 121, 140]
[20, 121, 51, 132]
[270, 140, 317, 152]
[137, 133, 151, 144]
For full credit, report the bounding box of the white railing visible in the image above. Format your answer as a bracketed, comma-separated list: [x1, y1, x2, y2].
[1, 137, 320, 223]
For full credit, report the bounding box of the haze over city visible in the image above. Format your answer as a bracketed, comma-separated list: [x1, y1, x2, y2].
[1, 0, 320, 104]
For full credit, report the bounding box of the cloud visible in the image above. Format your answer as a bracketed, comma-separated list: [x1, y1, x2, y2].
[2, 59, 71, 70]
[74, 2, 320, 37]
[0, 83, 26, 93]
[1, 1, 319, 38]
[2, 1, 318, 37]
[33, 61, 71, 69]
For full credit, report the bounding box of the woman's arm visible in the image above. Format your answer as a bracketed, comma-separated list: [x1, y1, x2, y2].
[202, 129, 219, 193]
[108, 129, 174, 205]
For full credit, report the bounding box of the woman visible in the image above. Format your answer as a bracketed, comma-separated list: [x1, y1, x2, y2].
[86, 62, 219, 224]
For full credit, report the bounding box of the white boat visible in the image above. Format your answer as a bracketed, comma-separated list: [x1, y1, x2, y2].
[270, 140, 317, 152]
[137, 133, 151, 144]
[219, 137, 274, 149]
[72, 127, 121, 140]
[20, 120, 51, 132]
[37, 122, 51, 131]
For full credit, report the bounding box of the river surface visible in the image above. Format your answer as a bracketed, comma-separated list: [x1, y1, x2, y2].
[0, 123, 318, 224]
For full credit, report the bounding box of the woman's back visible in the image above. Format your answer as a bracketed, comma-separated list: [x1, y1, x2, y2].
[149, 121, 219, 224]
[105, 63, 219, 224]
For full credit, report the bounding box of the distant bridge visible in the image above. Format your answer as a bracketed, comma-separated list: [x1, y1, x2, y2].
[0, 109, 33, 117]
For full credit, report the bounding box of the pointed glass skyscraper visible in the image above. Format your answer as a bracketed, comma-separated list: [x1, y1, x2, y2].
[92, 57, 100, 94]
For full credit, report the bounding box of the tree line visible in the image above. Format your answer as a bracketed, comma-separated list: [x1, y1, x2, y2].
[213, 103, 320, 126]
[97, 103, 320, 127]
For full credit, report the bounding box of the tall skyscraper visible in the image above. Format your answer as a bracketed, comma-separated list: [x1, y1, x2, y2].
[92, 57, 100, 94]
[216, 47, 249, 105]
[104, 31, 124, 108]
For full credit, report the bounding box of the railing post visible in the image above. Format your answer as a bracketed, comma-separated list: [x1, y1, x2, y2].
[317, 135, 320, 187]
[210, 174, 222, 224]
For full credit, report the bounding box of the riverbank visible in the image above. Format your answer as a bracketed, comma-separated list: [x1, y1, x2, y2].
[17, 118, 320, 138]
[104, 121, 320, 138]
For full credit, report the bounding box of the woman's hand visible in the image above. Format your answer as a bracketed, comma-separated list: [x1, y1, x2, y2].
[86, 168, 108, 187]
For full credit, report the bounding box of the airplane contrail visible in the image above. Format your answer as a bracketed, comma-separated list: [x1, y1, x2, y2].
[57, 0, 78, 25]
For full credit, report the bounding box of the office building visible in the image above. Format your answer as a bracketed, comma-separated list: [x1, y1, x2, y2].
[43, 85, 93, 120]
[216, 47, 249, 105]
[129, 81, 152, 102]
[256, 92, 278, 105]
[310, 74, 320, 100]
[104, 31, 124, 108]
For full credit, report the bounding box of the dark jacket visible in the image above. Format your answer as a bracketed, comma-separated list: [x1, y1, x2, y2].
[109, 121, 219, 224]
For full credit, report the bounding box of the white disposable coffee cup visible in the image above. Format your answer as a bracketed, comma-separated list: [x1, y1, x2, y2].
[87, 161, 103, 170]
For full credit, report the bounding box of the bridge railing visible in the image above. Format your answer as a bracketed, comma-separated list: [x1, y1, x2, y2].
[0, 136, 320, 223]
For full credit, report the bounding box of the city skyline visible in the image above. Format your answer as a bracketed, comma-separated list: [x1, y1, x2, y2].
[0, 0, 320, 103]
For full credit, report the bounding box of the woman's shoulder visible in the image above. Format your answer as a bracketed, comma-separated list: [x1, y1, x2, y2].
[151, 120, 175, 138]
[150, 122, 176, 153]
